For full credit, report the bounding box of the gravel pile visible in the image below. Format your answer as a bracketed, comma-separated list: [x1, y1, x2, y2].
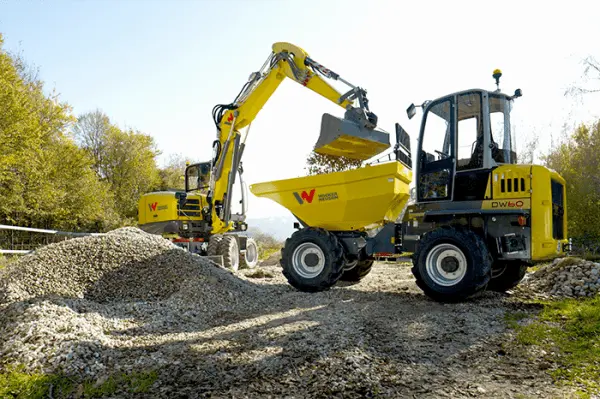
[0, 227, 270, 378]
[0, 227, 255, 304]
[523, 257, 600, 298]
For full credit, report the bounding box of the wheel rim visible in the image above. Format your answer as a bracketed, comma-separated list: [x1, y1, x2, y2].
[425, 243, 467, 286]
[229, 239, 239, 270]
[292, 242, 326, 278]
[246, 242, 258, 265]
[232, 249, 239, 269]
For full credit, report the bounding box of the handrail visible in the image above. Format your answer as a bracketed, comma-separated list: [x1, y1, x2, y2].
[0, 224, 105, 256]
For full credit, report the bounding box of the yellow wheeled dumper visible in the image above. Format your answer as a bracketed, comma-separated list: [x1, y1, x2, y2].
[251, 70, 571, 302]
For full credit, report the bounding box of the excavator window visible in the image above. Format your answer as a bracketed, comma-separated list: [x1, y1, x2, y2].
[185, 162, 211, 193]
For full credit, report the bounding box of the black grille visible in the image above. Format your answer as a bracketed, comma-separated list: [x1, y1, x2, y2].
[500, 177, 526, 193]
[551, 179, 564, 239]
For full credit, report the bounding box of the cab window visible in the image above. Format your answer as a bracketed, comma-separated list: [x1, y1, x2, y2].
[456, 93, 483, 171]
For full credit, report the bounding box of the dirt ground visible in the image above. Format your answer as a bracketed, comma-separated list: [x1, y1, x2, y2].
[210, 261, 573, 399]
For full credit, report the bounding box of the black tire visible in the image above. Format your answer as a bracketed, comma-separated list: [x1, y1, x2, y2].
[280, 227, 344, 292]
[340, 260, 374, 282]
[219, 235, 240, 271]
[487, 261, 528, 292]
[240, 237, 259, 269]
[412, 227, 492, 302]
[207, 234, 223, 257]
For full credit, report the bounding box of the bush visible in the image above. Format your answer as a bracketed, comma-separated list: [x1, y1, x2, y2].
[249, 229, 283, 260]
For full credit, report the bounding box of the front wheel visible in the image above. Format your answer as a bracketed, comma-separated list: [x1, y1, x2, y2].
[412, 227, 491, 302]
[280, 228, 344, 292]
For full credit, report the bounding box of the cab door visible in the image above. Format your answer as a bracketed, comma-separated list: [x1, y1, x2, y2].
[416, 98, 455, 203]
[453, 91, 491, 201]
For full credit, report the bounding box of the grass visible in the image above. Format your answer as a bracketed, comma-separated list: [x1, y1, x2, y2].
[0, 366, 73, 399]
[245, 269, 275, 279]
[0, 366, 158, 398]
[0, 255, 16, 270]
[506, 296, 600, 397]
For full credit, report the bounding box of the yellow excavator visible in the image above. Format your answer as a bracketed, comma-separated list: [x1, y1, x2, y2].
[137, 42, 390, 270]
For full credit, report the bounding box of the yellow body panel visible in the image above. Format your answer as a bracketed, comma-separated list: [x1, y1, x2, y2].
[487, 165, 568, 261]
[249, 161, 412, 231]
[138, 192, 204, 225]
[530, 165, 569, 261]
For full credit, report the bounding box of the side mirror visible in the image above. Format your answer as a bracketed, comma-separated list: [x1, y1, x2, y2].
[513, 88, 523, 98]
[406, 103, 417, 120]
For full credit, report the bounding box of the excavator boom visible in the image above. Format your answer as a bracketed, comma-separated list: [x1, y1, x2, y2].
[208, 42, 390, 233]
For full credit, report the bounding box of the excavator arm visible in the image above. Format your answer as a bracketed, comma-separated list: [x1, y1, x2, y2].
[206, 42, 389, 234]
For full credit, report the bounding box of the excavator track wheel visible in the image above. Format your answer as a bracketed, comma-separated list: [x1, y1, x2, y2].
[280, 227, 344, 292]
[240, 237, 259, 269]
[411, 227, 491, 302]
[219, 235, 240, 272]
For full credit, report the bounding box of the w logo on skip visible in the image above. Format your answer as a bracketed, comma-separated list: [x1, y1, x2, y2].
[148, 202, 158, 212]
[293, 189, 315, 205]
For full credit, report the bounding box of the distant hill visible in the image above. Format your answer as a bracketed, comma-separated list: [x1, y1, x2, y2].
[246, 214, 298, 241]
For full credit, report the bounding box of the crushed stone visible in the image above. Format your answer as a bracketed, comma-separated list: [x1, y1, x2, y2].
[521, 257, 600, 298]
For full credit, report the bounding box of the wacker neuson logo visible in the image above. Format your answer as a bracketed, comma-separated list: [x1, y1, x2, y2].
[148, 202, 168, 211]
[293, 189, 339, 204]
[293, 189, 315, 204]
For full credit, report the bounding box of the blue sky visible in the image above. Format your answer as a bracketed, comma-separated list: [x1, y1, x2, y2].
[1, 0, 599, 218]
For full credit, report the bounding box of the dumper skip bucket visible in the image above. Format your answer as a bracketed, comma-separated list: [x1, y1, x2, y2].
[313, 113, 391, 161]
[249, 161, 412, 232]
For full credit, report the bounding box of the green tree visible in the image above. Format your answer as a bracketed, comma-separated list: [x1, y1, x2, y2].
[0, 34, 118, 231]
[73, 111, 162, 220]
[305, 152, 362, 175]
[544, 120, 600, 249]
[158, 153, 196, 191]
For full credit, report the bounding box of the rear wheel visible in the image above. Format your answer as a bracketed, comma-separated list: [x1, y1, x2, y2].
[340, 260, 374, 282]
[412, 227, 491, 302]
[487, 261, 528, 292]
[219, 235, 240, 271]
[240, 237, 259, 269]
[280, 227, 344, 292]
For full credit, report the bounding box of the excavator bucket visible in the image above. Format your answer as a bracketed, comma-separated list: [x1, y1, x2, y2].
[313, 113, 391, 161]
